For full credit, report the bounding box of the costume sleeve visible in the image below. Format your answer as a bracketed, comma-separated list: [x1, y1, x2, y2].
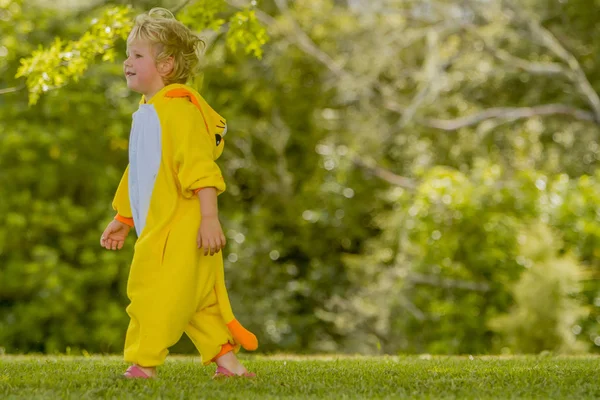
[112, 165, 134, 227]
[174, 105, 226, 199]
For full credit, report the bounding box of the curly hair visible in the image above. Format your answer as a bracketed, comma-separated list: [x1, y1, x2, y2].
[128, 7, 205, 85]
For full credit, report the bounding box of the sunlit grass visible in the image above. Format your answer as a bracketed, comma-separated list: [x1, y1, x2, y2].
[1, 354, 599, 399]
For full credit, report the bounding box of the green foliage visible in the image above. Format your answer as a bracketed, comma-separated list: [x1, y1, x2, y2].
[489, 223, 588, 354]
[15, 1, 269, 105]
[2, 0, 600, 356]
[0, 2, 135, 354]
[334, 162, 537, 354]
[226, 9, 269, 59]
[177, 0, 226, 32]
[549, 172, 600, 353]
[15, 6, 132, 105]
[0, 74, 135, 353]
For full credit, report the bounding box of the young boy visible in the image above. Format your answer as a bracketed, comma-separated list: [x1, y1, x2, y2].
[99, 7, 257, 379]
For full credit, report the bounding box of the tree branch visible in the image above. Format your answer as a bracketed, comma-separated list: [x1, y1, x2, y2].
[225, 0, 277, 25]
[172, 0, 193, 14]
[272, 0, 347, 78]
[492, 49, 565, 75]
[407, 272, 491, 292]
[0, 85, 25, 95]
[225, 0, 348, 78]
[462, 24, 566, 76]
[391, 24, 470, 127]
[353, 157, 417, 189]
[398, 295, 427, 321]
[482, 42, 565, 76]
[420, 104, 596, 131]
[398, 30, 442, 127]
[502, 0, 600, 122]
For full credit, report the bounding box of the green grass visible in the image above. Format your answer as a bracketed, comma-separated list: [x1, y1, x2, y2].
[0, 354, 599, 399]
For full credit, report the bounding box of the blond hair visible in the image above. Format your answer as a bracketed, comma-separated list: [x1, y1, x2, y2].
[128, 7, 205, 85]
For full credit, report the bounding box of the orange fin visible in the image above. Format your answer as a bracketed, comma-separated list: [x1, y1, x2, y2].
[226, 319, 258, 351]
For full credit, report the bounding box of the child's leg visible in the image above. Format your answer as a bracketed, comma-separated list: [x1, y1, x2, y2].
[184, 291, 253, 375]
[123, 364, 157, 378]
[213, 349, 251, 375]
[123, 251, 207, 373]
[123, 292, 192, 371]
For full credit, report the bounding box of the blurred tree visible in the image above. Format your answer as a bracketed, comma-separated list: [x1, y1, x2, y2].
[2, 0, 600, 355]
[489, 223, 588, 354]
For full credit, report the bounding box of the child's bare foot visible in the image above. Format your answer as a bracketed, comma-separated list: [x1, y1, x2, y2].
[214, 352, 252, 376]
[137, 365, 157, 377]
[123, 364, 157, 379]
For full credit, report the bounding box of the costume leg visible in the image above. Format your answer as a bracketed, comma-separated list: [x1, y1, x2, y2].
[123, 230, 202, 367]
[185, 287, 240, 365]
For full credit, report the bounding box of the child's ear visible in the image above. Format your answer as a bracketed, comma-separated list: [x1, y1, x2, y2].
[158, 56, 174, 77]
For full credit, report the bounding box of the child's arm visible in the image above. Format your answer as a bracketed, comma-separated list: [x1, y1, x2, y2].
[173, 103, 227, 255]
[174, 104, 226, 198]
[196, 187, 226, 256]
[100, 166, 133, 250]
[112, 165, 135, 228]
[100, 219, 130, 250]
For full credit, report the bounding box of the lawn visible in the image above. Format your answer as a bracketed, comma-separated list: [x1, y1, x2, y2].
[0, 354, 599, 399]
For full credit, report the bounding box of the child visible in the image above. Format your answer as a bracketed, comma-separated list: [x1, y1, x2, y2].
[99, 7, 257, 379]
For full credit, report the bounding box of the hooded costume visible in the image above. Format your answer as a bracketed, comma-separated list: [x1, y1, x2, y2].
[111, 83, 257, 367]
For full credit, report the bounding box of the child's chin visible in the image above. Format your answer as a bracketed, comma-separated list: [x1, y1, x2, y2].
[125, 79, 139, 90]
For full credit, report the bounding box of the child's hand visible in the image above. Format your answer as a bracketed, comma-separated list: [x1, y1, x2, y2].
[100, 220, 131, 250]
[197, 215, 226, 256]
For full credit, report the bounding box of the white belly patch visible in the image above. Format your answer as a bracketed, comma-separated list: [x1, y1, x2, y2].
[128, 104, 162, 237]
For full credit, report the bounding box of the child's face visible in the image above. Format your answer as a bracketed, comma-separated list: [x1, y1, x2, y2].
[123, 38, 169, 99]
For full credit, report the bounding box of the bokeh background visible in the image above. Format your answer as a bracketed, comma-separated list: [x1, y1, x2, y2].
[2, 0, 600, 356]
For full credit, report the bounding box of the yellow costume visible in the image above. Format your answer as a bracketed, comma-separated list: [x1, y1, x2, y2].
[112, 83, 257, 367]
